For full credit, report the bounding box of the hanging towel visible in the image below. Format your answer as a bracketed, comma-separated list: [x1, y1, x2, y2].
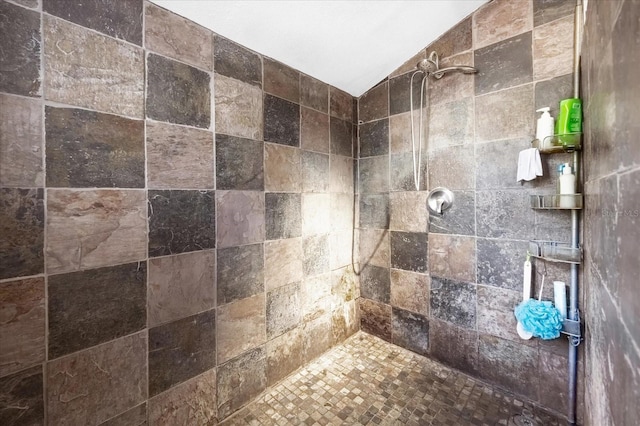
[516, 148, 543, 182]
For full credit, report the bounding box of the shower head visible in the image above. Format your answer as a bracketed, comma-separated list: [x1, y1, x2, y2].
[431, 65, 478, 79]
[414, 51, 478, 79]
[416, 58, 438, 74]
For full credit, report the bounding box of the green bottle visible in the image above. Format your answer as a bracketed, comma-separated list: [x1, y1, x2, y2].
[555, 98, 582, 148]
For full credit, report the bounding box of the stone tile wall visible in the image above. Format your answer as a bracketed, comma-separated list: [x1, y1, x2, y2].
[356, 0, 584, 420]
[0, 0, 358, 423]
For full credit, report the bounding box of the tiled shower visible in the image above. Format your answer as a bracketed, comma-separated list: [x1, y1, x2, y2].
[1, 0, 638, 425]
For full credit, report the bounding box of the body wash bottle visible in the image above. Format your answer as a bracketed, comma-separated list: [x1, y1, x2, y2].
[556, 98, 582, 148]
[559, 163, 576, 208]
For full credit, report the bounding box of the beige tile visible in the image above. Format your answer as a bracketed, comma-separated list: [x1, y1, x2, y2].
[390, 269, 430, 316]
[389, 112, 412, 154]
[302, 193, 330, 236]
[329, 87, 353, 121]
[146, 121, 214, 189]
[266, 326, 304, 386]
[46, 189, 147, 274]
[300, 74, 328, 113]
[533, 15, 574, 81]
[428, 97, 474, 150]
[217, 294, 266, 364]
[43, 16, 144, 118]
[428, 145, 475, 190]
[47, 332, 147, 425]
[302, 273, 332, 322]
[389, 192, 428, 232]
[329, 155, 353, 193]
[214, 73, 263, 140]
[428, 233, 477, 283]
[474, 0, 533, 49]
[0, 94, 43, 187]
[144, 3, 213, 70]
[265, 143, 301, 192]
[301, 107, 330, 153]
[429, 52, 475, 105]
[330, 231, 353, 270]
[265, 238, 303, 291]
[330, 193, 354, 231]
[358, 229, 390, 268]
[475, 84, 534, 143]
[216, 190, 265, 248]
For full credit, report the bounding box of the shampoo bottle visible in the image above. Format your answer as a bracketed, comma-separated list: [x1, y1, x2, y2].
[556, 98, 582, 148]
[536, 107, 555, 148]
[559, 163, 576, 208]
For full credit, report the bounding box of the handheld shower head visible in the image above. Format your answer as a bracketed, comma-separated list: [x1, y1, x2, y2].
[416, 58, 438, 74]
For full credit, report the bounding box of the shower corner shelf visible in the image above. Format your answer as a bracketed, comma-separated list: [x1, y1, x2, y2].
[531, 133, 582, 154]
[530, 194, 583, 210]
[528, 240, 582, 264]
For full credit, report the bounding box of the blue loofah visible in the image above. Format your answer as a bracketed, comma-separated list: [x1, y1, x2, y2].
[514, 299, 563, 340]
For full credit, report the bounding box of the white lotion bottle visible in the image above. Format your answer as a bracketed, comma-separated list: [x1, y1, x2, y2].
[559, 164, 576, 208]
[536, 107, 555, 148]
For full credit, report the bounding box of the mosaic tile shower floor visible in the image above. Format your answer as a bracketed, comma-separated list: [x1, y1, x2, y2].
[222, 332, 563, 426]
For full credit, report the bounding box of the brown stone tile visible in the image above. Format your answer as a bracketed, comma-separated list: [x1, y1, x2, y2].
[302, 272, 331, 321]
[265, 238, 303, 292]
[534, 73, 573, 118]
[46, 189, 146, 274]
[474, 0, 533, 49]
[144, 2, 212, 70]
[266, 327, 304, 386]
[428, 234, 476, 283]
[45, 106, 145, 188]
[215, 134, 264, 191]
[43, 0, 143, 45]
[213, 35, 262, 88]
[301, 74, 328, 113]
[148, 369, 217, 425]
[43, 15, 144, 118]
[329, 155, 353, 193]
[147, 121, 214, 189]
[0, 278, 45, 378]
[148, 250, 216, 327]
[0, 94, 43, 187]
[427, 97, 474, 150]
[47, 332, 147, 425]
[217, 347, 267, 420]
[534, 0, 575, 26]
[359, 298, 391, 342]
[359, 229, 389, 268]
[301, 151, 330, 192]
[359, 82, 388, 123]
[332, 298, 359, 345]
[359, 118, 389, 157]
[48, 262, 146, 359]
[476, 285, 523, 342]
[301, 107, 330, 153]
[428, 52, 475, 105]
[428, 16, 473, 59]
[302, 193, 330, 236]
[0, 2, 41, 97]
[329, 87, 353, 121]
[214, 73, 263, 140]
[303, 234, 330, 278]
[99, 403, 146, 426]
[388, 72, 423, 117]
[533, 15, 574, 81]
[267, 282, 303, 339]
[475, 84, 534, 143]
[264, 57, 300, 103]
[429, 318, 479, 374]
[303, 314, 332, 362]
[216, 190, 265, 248]
[0, 365, 43, 425]
[265, 143, 301, 192]
[0, 188, 44, 280]
[389, 112, 412, 154]
[475, 32, 533, 96]
[390, 231, 428, 273]
[390, 269, 429, 316]
[389, 192, 428, 232]
[217, 294, 266, 364]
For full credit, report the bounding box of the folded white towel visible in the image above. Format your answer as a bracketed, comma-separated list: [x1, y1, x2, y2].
[516, 148, 543, 182]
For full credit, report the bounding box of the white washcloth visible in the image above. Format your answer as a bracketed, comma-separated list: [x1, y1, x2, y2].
[516, 148, 543, 182]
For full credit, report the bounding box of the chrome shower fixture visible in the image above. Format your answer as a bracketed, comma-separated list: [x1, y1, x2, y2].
[416, 51, 478, 79]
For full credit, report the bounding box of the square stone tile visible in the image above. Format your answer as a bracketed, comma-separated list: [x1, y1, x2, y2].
[428, 190, 475, 236]
[264, 94, 300, 147]
[217, 244, 264, 306]
[148, 190, 215, 257]
[100, 403, 146, 426]
[390, 269, 429, 316]
[214, 35, 262, 88]
[144, 2, 212, 70]
[477, 285, 523, 342]
[429, 318, 479, 374]
[477, 238, 530, 291]
[389, 112, 412, 154]
[534, 73, 573, 118]
[359, 299, 392, 341]
[428, 234, 476, 283]
[265, 237, 303, 292]
[428, 16, 473, 58]
[267, 327, 304, 386]
[301, 74, 328, 113]
[330, 193, 353, 231]
[389, 192, 428, 232]
[360, 118, 389, 158]
[533, 15, 574, 80]
[149, 250, 216, 327]
[359, 228, 389, 268]
[476, 189, 535, 239]
[217, 347, 267, 419]
[149, 309, 216, 396]
[267, 282, 303, 339]
[0, 278, 45, 378]
[533, 0, 575, 26]
[214, 73, 263, 140]
[0, 2, 41, 97]
[359, 193, 389, 229]
[45, 106, 144, 188]
[0, 188, 44, 280]
[388, 72, 423, 116]
[475, 84, 534, 143]
[392, 307, 429, 355]
[303, 234, 330, 278]
[303, 314, 332, 362]
[147, 53, 211, 128]
[302, 151, 329, 192]
[44, 15, 143, 118]
[475, 32, 533, 96]
[330, 117, 353, 157]
[44, 0, 142, 45]
[0, 365, 44, 425]
[473, 0, 533, 49]
[390, 231, 428, 273]
[359, 82, 388, 123]
[266, 193, 302, 240]
[359, 156, 389, 194]
[428, 145, 475, 191]
[216, 191, 265, 248]
[330, 231, 353, 270]
[216, 134, 264, 190]
[360, 265, 390, 304]
[329, 87, 353, 121]
[428, 52, 475, 106]
[265, 143, 301, 192]
[217, 294, 266, 364]
[47, 332, 147, 425]
[303, 272, 331, 320]
[430, 276, 477, 329]
[301, 107, 330, 153]
[427, 98, 474, 150]
[46, 189, 146, 274]
[264, 57, 299, 103]
[147, 121, 214, 189]
[0, 94, 43, 187]
[330, 155, 354, 193]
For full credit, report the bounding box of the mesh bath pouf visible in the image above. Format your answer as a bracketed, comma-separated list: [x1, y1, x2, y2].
[514, 299, 563, 340]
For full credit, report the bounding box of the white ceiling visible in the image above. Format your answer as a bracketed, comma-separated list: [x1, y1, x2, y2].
[153, 1, 487, 97]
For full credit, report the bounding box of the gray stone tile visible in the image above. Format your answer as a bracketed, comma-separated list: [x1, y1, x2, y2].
[148, 250, 216, 327]
[0, 94, 43, 187]
[214, 35, 262, 88]
[44, 15, 144, 118]
[0, 188, 44, 280]
[359, 193, 389, 229]
[428, 190, 475, 236]
[0, 365, 43, 425]
[476, 190, 535, 239]
[359, 118, 389, 158]
[359, 228, 389, 268]
[389, 192, 428, 232]
[147, 121, 214, 190]
[390, 269, 429, 316]
[359, 298, 391, 342]
[618, 169, 640, 336]
[303, 234, 330, 277]
[533, 16, 574, 81]
[45, 107, 144, 188]
[217, 347, 267, 420]
[267, 282, 303, 339]
[266, 327, 304, 386]
[427, 97, 474, 150]
[533, 0, 575, 26]
[265, 193, 302, 240]
[301, 151, 330, 192]
[330, 155, 354, 194]
[359, 156, 389, 193]
[47, 332, 147, 425]
[390, 151, 427, 192]
[329, 87, 353, 121]
[429, 318, 479, 375]
[46, 189, 147, 274]
[265, 143, 301, 192]
[145, 2, 212, 70]
[330, 117, 353, 157]
[214, 73, 263, 140]
[473, 0, 533, 49]
[0, 278, 45, 378]
[430, 276, 477, 329]
[264, 57, 299, 103]
[428, 144, 475, 190]
[149, 309, 216, 396]
[303, 314, 332, 362]
[148, 190, 215, 257]
[427, 16, 472, 58]
[217, 244, 263, 306]
[475, 139, 532, 190]
[476, 285, 523, 342]
[428, 52, 475, 106]
[216, 134, 264, 190]
[147, 53, 211, 128]
[537, 349, 569, 414]
[264, 94, 300, 147]
[391, 307, 429, 355]
[48, 262, 146, 359]
[360, 264, 390, 304]
[0, 2, 41, 97]
[359, 81, 388, 123]
[476, 238, 529, 291]
[428, 233, 476, 283]
[388, 72, 423, 116]
[390, 231, 428, 273]
[475, 84, 534, 143]
[301, 107, 330, 153]
[217, 294, 266, 364]
[99, 402, 146, 426]
[265, 237, 303, 291]
[534, 73, 573, 118]
[475, 32, 533, 96]
[389, 112, 412, 154]
[44, 0, 142, 45]
[301, 74, 328, 113]
[216, 191, 265, 248]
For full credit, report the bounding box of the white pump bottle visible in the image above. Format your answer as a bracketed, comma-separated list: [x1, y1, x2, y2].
[536, 107, 555, 147]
